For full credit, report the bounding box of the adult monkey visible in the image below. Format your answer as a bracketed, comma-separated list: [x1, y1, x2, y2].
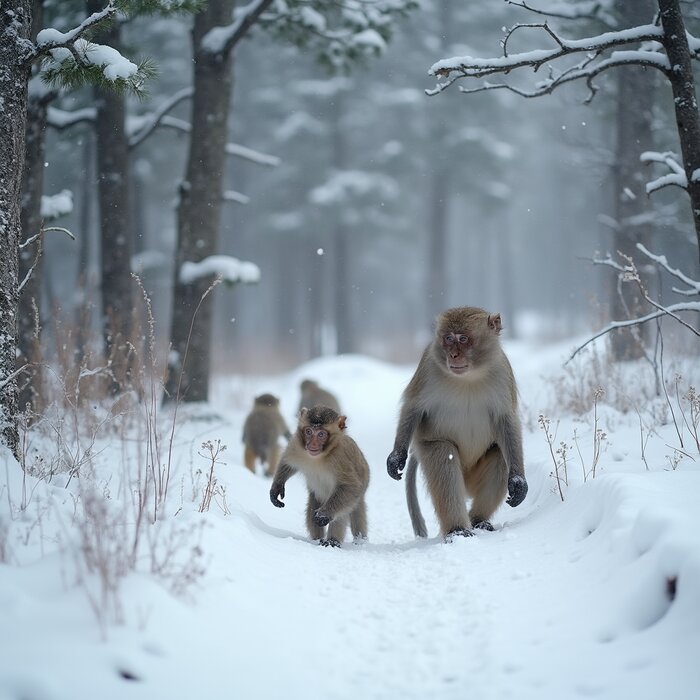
[387, 306, 528, 538]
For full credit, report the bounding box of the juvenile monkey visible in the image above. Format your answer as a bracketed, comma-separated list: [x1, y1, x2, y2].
[242, 393, 291, 476]
[387, 306, 527, 539]
[270, 406, 369, 547]
[298, 379, 341, 414]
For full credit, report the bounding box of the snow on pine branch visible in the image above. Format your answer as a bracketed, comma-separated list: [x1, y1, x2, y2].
[179, 256, 260, 286]
[427, 22, 669, 98]
[40, 190, 73, 220]
[200, 0, 276, 54]
[310, 170, 398, 205]
[32, 2, 119, 59]
[38, 36, 139, 82]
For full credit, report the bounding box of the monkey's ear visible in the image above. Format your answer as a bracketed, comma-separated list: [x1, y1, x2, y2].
[488, 313, 502, 334]
[299, 407, 309, 419]
[337, 415, 347, 431]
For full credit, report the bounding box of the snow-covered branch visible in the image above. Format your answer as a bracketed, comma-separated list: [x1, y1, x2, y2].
[569, 249, 700, 362]
[636, 244, 700, 296]
[506, 0, 617, 25]
[200, 0, 276, 55]
[128, 87, 194, 148]
[428, 22, 669, 97]
[224, 142, 281, 167]
[46, 106, 97, 129]
[40, 190, 73, 220]
[222, 190, 251, 205]
[179, 256, 260, 286]
[641, 151, 688, 193]
[126, 93, 280, 162]
[567, 302, 700, 362]
[32, 2, 118, 61]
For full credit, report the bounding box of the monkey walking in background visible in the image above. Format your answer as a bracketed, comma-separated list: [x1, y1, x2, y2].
[270, 406, 369, 547]
[298, 379, 341, 414]
[387, 306, 528, 539]
[242, 394, 291, 476]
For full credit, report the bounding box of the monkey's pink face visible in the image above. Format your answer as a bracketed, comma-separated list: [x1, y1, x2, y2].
[441, 332, 473, 374]
[303, 426, 329, 456]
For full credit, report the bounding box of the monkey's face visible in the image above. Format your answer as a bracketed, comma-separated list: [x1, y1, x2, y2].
[303, 426, 329, 456]
[435, 309, 502, 377]
[441, 331, 472, 374]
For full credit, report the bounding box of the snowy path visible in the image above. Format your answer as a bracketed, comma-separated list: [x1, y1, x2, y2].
[121, 459, 695, 700]
[1, 351, 698, 699]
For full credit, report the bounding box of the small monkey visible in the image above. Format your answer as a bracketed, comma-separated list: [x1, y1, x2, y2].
[270, 406, 369, 547]
[387, 306, 527, 539]
[242, 393, 291, 476]
[298, 379, 341, 414]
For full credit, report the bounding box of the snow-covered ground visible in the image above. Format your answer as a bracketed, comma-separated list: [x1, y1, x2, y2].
[1, 340, 698, 699]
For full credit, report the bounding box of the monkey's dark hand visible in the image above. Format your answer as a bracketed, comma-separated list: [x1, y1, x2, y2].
[313, 509, 331, 527]
[270, 483, 286, 508]
[506, 474, 528, 508]
[387, 449, 408, 480]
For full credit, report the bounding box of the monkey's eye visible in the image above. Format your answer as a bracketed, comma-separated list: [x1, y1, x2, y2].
[304, 427, 314, 437]
[458, 335, 468, 344]
[317, 430, 328, 440]
[444, 334, 455, 346]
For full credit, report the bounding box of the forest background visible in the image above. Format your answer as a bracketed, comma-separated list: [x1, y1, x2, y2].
[7, 0, 699, 416]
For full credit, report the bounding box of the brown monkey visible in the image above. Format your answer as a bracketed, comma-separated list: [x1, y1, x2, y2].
[298, 379, 341, 414]
[242, 393, 291, 476]
[270, 406, 369, 547]
[387, 306, 527, 539]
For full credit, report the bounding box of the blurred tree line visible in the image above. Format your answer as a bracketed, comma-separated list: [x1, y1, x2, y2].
[3, 0, 698, 454]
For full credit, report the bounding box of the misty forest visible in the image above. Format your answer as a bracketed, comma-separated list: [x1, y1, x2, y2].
[0, 1, 699, 698]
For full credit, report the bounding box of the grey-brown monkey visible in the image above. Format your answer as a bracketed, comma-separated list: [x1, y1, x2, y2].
[242, 393, 291, 476]
[270, 406, 369, 547]
[387, 306, 527, 539]
[298, 379, 341, 414]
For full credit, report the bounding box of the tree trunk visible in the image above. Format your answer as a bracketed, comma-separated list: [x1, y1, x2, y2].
[75, 132, 95, 366]
[164, 0, 235, 402]
[89, 1, 134, 391]
[18, 93, 48, 413]
[426, 0, 452, 322]
[658, 0, 700, 268]
[427, 161, 448, 321]
[608, 0, 656, 360]
[0, 1, 32, 458]
[329, 92, 353, 355]
[18, 0, 47, 415]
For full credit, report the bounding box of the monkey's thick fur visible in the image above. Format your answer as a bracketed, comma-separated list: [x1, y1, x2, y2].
[242, 394, 290, 476]
[270, 406, 370, 547]
[387, 306, 527, 538]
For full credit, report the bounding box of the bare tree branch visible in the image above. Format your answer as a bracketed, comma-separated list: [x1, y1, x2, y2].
[128, 87, 193, 148]
[569, 252, 700, 363]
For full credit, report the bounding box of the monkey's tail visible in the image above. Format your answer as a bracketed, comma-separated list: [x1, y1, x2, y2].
[405, 454, 428, 538]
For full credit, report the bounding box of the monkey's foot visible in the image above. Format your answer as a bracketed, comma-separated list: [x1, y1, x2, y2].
[472, 519, 495, 532]
[353, 535, 368, 546]
[320, 537, 342, 548]
[445, 526, 474, 542]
